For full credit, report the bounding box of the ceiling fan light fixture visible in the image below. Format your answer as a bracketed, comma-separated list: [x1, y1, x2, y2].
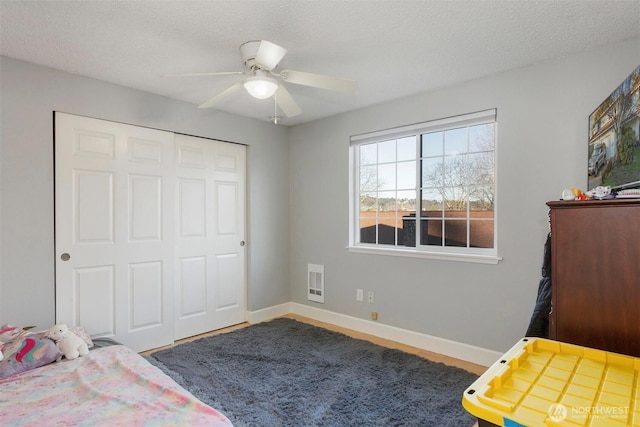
[244, 75, 278, 99]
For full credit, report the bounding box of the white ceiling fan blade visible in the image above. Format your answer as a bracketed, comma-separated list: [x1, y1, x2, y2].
[254, 40, 287, 71]
[163, 71, 245, 78]
[280, 69, 357, 93]
[198, 82, 243, 109]
[275, 85, 302, 118]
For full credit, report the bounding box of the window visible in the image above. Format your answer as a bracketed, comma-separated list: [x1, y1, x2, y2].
[349, 109, 498, 263]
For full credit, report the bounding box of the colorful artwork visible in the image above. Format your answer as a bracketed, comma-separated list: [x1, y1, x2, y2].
[588, 65, 640, 191]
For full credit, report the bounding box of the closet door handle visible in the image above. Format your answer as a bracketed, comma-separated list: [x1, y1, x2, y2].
[60, 253, 71, 261]
[240, 241, 245, 247]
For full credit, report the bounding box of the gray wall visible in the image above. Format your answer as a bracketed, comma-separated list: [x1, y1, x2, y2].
[0, 56, 291, 328]
[288, 38, 640, 353]
[2, 37, 639, 353]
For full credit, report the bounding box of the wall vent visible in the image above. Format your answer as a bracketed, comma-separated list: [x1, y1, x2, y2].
[307, 264, 324, 303]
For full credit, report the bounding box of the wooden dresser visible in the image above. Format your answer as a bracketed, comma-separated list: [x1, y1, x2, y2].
[547, 199, 640, 357]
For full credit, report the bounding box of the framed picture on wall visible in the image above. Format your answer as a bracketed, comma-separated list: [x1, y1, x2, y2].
[587, 64, 640, 191]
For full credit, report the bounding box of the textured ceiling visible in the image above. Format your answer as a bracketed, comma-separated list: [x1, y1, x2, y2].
[1, 0, 639, 126]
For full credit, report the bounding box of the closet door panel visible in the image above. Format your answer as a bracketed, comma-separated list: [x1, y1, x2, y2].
[55, 112, 175, 352]
[174, 135, 246, 340]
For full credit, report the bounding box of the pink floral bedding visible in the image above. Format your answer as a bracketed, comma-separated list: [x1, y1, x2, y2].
[0, 344, 232, 426]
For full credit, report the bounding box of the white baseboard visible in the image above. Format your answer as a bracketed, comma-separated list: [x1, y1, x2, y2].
[246, 302, 292, 324]
[249, 302, 501, 367]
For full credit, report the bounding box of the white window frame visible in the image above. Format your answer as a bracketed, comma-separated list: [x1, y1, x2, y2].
[348, 109, 500, 264]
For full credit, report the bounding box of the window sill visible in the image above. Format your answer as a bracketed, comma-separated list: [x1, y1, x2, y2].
[346, 245, 502, 264]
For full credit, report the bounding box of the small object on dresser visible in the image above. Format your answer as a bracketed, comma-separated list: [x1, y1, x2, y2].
[561, 189, 575, 200]
[562, 187, 588, 200]
[585, 185, 612, 200]
[616, 188, 640, 198]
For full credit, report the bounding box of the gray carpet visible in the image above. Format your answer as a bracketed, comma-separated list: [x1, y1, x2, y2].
[146, 318, 478, 427]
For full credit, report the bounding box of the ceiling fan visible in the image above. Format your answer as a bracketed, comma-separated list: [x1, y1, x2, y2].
[164, 40, 357, 121]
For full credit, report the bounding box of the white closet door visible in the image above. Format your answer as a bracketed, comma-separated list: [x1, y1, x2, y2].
[174, 134, 246, 340]
[55, 113, 175, 352]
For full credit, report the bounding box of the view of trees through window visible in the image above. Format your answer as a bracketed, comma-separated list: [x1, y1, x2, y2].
[357, 117, 495, 252]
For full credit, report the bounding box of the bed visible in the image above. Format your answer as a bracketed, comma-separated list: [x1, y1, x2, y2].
[0, 332, 232, 426]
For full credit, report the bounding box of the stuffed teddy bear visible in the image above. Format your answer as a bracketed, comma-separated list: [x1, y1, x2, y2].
[45, 324, 89, 362]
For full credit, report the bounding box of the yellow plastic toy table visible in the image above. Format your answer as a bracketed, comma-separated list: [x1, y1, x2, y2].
[462, 338, 640, 426]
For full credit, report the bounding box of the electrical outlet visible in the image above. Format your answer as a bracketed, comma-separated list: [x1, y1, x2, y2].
[356, 289, 364, 302]
[371, 311, 378, 320]
[368, 291, 374, 304]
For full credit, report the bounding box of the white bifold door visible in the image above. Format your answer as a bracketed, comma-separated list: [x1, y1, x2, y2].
[54, 113, 246, 352]
[173, 134, 246, 340]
